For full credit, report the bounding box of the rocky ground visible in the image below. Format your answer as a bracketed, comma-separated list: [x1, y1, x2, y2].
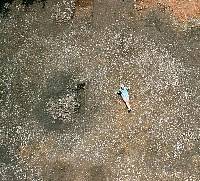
[0, 0, 200, 180]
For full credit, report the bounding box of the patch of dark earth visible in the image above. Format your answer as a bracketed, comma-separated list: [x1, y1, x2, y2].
[34, 71, 87, 132]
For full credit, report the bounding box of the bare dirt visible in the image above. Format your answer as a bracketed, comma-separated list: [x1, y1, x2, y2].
[0, 0, 200, 180]
[135, 0, 200, 22]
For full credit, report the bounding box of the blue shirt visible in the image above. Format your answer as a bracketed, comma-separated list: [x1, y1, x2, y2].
[119, 87, 129, 99]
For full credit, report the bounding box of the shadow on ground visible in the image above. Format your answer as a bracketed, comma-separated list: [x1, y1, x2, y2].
[0, 0, 46, 16]
[34, 71, 87, 132]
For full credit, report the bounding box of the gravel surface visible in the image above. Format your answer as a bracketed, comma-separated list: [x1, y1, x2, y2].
[0, 0, 199, 180]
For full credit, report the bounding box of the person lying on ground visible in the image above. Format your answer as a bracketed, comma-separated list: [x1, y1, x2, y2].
[116, 84, 132, 113]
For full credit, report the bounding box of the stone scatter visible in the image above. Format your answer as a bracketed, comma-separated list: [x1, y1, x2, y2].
[0, 0, 200, 180]
[46, 93, 80, 123]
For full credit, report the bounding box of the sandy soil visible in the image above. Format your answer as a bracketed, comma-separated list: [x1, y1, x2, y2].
[135, 0, 200, 22]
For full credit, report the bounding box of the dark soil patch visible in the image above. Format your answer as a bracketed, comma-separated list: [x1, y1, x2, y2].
[0, 79, 9, 107]
[0, 0, 13, 16]
[42, 160, 75, 181]
[34, 71, 86, 132]
[22, 0, 46, 8]
[0, 0, 46, 16]
[88, 165, 110, 181]
[0, 145, 11, 164]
